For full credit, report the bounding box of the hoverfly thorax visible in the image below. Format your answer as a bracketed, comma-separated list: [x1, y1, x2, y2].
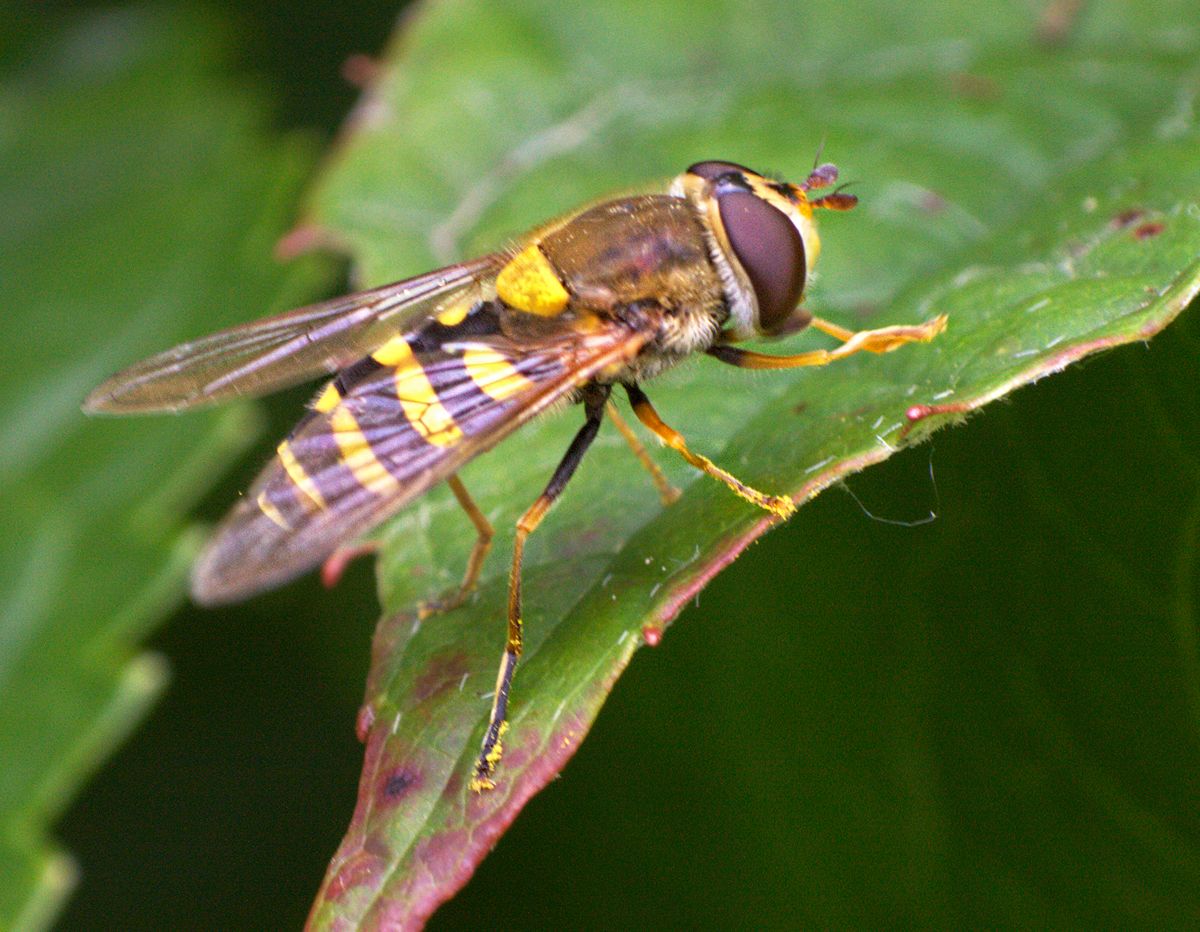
[673, 159, 856, 340]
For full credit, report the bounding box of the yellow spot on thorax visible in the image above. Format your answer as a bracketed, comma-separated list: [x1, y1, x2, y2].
[495, 244, 569, 316]
[371, 336, 464, 446]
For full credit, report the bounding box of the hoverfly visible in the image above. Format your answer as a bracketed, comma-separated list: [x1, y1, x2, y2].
[85, 159, 946, 790]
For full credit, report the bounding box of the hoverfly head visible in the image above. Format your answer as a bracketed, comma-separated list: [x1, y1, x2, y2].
[677, 159, 843, 338]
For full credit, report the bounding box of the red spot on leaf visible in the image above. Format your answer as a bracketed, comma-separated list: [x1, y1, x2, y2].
[901, 401, 974, 439]
[556, 522, 616, 560]
[1133, 221, 1165, 240]
[442, 766, 465, 798]
[321, 542, 379, 589]
[274, 223, 334, 260]
[470, 725, 542, 789]
[341, 53, 380, 87]
[355, 704, 376, 743]
[641, 624, 663, 646]
[906, 402, 971, 422]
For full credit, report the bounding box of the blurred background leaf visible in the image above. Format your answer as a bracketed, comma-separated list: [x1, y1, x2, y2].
[0, 6, 330, 928]
[0, 0, 1190, 929]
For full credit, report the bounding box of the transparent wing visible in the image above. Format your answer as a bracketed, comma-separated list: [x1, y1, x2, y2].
[84, 253, 505, 413]
[190, 317, 651, 605]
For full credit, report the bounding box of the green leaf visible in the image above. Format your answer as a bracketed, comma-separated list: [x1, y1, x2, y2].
[462, 306, 1200, 928]
[301, 1, 1200, 926]
[0, 10, 326, 928]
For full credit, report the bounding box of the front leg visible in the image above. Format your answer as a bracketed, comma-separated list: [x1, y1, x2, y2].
[707, 314, 947, 369]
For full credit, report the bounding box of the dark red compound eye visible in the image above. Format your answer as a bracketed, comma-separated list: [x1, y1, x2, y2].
[687, 160, 755, 181]
[715, 190, 806, 332]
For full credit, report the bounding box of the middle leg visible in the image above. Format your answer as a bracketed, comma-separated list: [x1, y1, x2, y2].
[605, 400, 681, 506]
[418, 473, 495, 618]
[624, 383, 795, 519]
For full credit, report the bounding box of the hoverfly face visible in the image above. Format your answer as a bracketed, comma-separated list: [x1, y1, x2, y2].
[674, 159, 856, 339]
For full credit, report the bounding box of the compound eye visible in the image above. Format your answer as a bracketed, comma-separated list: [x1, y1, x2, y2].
[687, 160, 755, 181]
[716, 190, 806, 332]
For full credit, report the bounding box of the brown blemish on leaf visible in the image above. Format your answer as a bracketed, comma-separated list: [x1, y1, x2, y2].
[1111, 207, 1146, 229]
[378, 767, 422, 805]
[413, 650, 471, 703]
[949, 72, 1001, 101]
[362, 833, 391, 860]
[308, 725, 418, 919]
[555, 519, 620, 560]
[408, 830, 468, 887]
[1134, 221, 1165, 240]
[918, 190, 949, 215]
[325, 850, 387, 902]
[851, 303, 880, 324]
[361, 721, 578, 928]
[1036, 0, 1084, 45]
